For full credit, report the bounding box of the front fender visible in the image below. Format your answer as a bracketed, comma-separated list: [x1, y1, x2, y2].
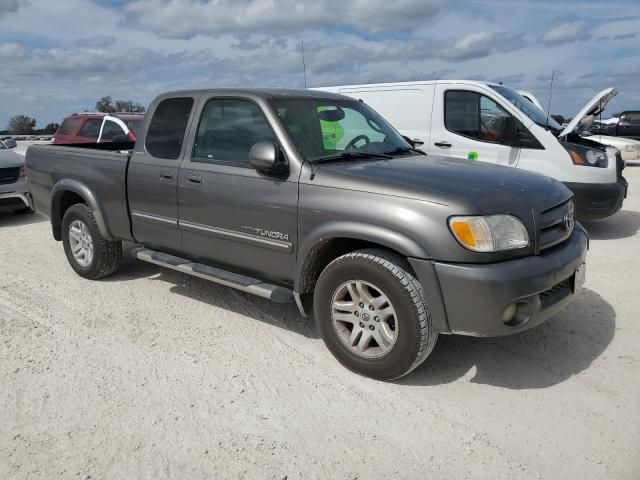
[295, 221, 431, 293]
[50, 179, 115, 241]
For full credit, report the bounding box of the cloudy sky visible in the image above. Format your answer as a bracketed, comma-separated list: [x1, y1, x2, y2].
[0, 0, 638, 129]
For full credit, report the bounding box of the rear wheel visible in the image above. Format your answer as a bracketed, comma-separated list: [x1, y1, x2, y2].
[62, 204, 122, 279]
[314, 249, 437, 380]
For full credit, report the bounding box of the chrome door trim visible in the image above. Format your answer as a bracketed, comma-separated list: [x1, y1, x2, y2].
[179, 220, 293, 253]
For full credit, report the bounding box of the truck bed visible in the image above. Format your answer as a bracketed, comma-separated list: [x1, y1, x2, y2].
[26, 143, 135, 241]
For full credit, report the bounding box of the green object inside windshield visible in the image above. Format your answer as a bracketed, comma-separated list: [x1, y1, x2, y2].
[270, 97, 408, 162]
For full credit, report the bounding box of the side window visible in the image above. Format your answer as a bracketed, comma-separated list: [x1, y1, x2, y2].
[624, 112, 640, 124]
[445, 90, 512, 143]
[101, 120, 126, 141]
[479, 96, 510, 142]
[146, 97, 194, 160]
[57, 118, 81, 135]
[445, 91, 480, 138]
[77, 119, 102, 139]
[193, 98, 276, 167]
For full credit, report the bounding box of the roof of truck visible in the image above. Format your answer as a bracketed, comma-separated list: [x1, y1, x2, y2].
[158, 87, 350, 100]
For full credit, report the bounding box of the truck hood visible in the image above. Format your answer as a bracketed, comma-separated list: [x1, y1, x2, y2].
[0, 148, 24, 168]
[560, 87, 617, 137]
[313, 154, 571, 216]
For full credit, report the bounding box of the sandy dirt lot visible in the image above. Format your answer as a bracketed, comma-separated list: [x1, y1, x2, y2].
[1, 165, 639, 480]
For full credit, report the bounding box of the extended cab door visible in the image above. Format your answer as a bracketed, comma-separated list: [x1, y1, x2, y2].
[128, 96, 198, 251]
[177, 95, 298, 284]
[429, 84, 520, 166]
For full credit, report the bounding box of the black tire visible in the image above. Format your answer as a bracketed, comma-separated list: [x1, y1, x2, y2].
[313, 248, 437, 380]
[61, 204, 122, 279]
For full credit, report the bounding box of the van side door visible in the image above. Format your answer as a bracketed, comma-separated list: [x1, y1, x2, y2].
[177, 95, 299, 285]
[430, 84, 520, 166]
[128, 96, 198, 251]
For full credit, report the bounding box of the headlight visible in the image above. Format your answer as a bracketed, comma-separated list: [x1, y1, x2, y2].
[448, 215, 529, 252]
[562, 142, 608, 168]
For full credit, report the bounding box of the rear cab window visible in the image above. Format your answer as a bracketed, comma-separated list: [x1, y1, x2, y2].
[145, 97, 195, 159]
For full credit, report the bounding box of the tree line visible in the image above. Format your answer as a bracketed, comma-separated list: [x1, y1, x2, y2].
[2, 96, 146, 135]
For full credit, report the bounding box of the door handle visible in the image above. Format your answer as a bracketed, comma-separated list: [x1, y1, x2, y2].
[434, 141, 452, 148]
[186, 174, 202, 185]
[411, 138, 425, 146]
[159, 172, 173, 181]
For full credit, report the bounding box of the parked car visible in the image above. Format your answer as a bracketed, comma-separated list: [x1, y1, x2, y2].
[0, 137, 17, 149]
[587, 112, 640, 140]
[318, 81, 627, 220]
[518, 90, 640, 162]
[53, 112, 144, 145]
[0, 139, 33, 214]
[26, 88, 588, 380]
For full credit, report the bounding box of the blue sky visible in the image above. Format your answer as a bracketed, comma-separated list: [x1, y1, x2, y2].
[0, 0, 639, 128]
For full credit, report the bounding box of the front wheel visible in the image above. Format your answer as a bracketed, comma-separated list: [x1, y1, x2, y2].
[314, 249, 437, 380]
[62, 204, 122, 279]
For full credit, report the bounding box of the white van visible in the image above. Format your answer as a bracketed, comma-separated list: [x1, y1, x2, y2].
[316, 81, 628, 220]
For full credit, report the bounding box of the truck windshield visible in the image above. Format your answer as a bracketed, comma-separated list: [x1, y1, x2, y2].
[269, 97, 409, 162]
[489, 84, 563, 133]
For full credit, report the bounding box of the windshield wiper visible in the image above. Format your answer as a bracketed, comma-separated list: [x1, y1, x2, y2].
[312, 151, 393, 165]
[384, 146, 426, 156]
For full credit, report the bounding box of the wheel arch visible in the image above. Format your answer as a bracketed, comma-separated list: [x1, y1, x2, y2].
[295, 221, 431, 297]
[50, 180, 113, 241]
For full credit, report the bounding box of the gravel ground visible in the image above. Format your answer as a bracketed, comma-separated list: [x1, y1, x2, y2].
[1, 165, 639, 480]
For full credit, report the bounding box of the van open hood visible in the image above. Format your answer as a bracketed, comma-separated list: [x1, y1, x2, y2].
[559, 87, 617, 138]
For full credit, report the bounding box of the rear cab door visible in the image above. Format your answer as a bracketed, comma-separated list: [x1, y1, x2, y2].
[430, 81, 520, 166]
[128, 94, 200, 252]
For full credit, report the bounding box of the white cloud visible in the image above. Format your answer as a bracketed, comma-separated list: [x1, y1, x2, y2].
[539, 21, 592, 46]
[123, 0, 443, 38]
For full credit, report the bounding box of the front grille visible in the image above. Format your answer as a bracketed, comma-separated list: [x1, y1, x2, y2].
[539, 277, 573, 308]
[0, 167, 20, 185]
[538, 198, 574, 252]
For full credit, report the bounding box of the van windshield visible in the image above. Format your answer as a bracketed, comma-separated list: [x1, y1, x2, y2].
[489, 84, 563, 133]
[269, 97, 409, 162]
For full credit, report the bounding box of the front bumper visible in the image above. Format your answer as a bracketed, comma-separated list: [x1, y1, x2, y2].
[409, 226, 588, 337]
[564, 179, 628, 220]
[0, 191, 33, 212]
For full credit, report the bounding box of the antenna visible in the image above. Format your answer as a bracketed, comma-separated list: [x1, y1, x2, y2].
[301, 40, 308, 90]
[545, 69, 555, 131]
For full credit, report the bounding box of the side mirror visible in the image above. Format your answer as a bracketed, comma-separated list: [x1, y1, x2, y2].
[500, 116, 519, 147]
[249, 142, 287, 173]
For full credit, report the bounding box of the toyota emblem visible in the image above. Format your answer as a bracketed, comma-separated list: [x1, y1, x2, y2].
[564, 201, 575, 231]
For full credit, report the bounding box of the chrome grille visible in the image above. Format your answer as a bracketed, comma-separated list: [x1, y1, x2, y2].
[0, 167, 20, 185]
[538, 198, 574, 252]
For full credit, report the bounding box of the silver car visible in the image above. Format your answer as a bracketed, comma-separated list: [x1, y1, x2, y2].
[0, 139, 33, 213]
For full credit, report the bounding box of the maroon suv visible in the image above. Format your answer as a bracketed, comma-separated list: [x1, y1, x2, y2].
[53, 113, 144, 145]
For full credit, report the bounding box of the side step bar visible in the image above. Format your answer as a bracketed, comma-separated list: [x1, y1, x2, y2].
[133, 249, 294, 303]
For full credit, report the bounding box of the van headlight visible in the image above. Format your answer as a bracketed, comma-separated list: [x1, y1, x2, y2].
[562, 142, 608, 168]
[448, 215, 529, 252]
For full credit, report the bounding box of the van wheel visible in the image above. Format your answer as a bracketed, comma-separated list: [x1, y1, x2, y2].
[61, 204, 122, 279]
[314, 249, 437, 380]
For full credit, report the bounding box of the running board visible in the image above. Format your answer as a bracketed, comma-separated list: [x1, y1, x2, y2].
[133, 249, 294, 303]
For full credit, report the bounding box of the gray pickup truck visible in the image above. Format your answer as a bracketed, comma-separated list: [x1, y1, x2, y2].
[26, 88, 588, 380]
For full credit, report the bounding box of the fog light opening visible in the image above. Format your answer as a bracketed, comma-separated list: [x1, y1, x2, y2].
[503, 301, 532, 327]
